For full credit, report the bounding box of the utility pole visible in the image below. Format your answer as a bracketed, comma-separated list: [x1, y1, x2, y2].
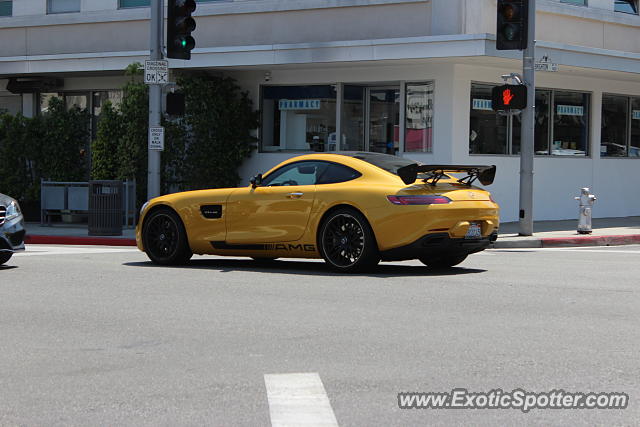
[147, 0, 163, 200]
[518, 0, 535, 236]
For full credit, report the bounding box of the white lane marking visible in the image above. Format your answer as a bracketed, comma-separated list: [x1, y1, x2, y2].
[265, 373, 339, 427]
[492, 247, 640, 254]
[14, 245, 139, 257]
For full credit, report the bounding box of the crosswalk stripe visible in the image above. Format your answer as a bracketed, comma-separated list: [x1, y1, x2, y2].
[14, 245, 139, 257]
[264, 373, 339, 427]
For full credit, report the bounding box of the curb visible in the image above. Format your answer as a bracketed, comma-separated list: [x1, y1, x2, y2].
[492, 234, 640, 249]
[25, 235, 137, 247]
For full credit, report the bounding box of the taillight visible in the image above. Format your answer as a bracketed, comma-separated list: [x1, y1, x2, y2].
[387, 195, 451, 205]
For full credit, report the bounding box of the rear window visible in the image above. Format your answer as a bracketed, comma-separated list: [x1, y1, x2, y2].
[347, 152, 419, 176]
[345, 152, 453, 182]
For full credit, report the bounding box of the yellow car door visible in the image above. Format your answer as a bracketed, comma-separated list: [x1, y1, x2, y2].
[225, 161, 326, 243]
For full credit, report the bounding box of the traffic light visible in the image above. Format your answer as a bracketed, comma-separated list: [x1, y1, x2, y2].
[496, 0, 528, 50]
[492, 84, 527, 111]
[167, 0, 196, 60]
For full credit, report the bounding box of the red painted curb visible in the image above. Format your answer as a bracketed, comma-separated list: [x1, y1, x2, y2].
[25, 235, 137, 246]
[541, 234, 640, 247]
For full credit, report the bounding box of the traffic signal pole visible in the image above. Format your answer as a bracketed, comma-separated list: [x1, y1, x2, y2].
[147, 0, 163, 200]
[518, 0, 535, 236]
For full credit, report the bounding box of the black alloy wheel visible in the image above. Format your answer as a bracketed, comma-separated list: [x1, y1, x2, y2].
[142, 208, 192, 265]
[319, 208, 379, 272]
[0, 252, 12, 265]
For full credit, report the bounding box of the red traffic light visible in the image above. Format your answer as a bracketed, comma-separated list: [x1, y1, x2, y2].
[496, 0, 528, 50]
[492, 84, 527, 111]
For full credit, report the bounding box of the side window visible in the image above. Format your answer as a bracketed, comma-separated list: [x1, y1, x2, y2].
[317, 163, 362, 184]
[262, 161, 329, 186]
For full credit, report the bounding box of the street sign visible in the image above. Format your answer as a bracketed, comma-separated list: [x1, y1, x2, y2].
[144, 60, 169, 85]
[534, 61, 558, 72]
[149, 126, 165, 151]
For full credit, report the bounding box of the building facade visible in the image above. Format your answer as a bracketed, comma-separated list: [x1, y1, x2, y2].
[1, 0, 639, 222]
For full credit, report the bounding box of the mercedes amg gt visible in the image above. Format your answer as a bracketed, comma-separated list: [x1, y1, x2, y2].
[137, 152, 499, 272]
[0, 193, 26, 265]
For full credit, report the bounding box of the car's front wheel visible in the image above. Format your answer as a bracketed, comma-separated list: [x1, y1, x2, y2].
[0, 252, 12, 265]
[142, 207, 192, 265]
[419, 254, 468, 269]
[319, 208, 379, 273]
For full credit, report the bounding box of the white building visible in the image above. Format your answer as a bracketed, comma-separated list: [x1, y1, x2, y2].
[1, 0, 639, 222]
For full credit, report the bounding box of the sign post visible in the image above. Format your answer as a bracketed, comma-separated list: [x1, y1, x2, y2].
[519, 0, 536, 236]
[147, 0, 163, 200]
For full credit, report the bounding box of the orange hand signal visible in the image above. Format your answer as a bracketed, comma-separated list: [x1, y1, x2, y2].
[503, 89, 515, 106]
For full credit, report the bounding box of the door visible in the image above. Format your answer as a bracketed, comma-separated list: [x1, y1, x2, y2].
[225, 161, 327, 243]
[366, 87, 400, 154]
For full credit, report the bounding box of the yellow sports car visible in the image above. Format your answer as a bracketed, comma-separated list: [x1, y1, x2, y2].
[137, 152, 499, 272]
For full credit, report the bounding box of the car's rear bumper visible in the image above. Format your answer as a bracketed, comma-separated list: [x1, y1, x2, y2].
[0, 216, 26, 253]
[380, 231, 498, 261]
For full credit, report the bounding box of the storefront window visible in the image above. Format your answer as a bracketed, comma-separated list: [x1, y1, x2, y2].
[405, 83, 433, 153]
[510, 90, 551, 155]
[469, 84, 508, 154]
[553, 91, 589, 156]
[601, 94, 629, 157]
[261, 85, 336, 152]
[342, 86, 365, 151]
[632, 98, 640, 157]
[470, 84, 589, 156]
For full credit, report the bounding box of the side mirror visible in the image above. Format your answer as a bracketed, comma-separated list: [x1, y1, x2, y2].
[250, 173, 262, 188]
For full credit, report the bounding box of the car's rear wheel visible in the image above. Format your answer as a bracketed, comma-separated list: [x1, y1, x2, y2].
[0, 252, 12, 265]
[419, 254, 468, 269]
[142, 207, 192, 265]
[319, 208, 379, 273]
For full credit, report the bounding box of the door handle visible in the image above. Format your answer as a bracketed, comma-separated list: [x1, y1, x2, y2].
[287, 192, 304, 198]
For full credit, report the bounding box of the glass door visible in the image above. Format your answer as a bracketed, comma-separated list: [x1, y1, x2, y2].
[366, 87, 400, 154]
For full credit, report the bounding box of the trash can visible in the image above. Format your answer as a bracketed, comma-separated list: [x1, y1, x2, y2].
[88, 180, 123, 236]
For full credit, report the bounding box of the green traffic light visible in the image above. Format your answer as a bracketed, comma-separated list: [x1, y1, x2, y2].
[181, 39, 187, 47]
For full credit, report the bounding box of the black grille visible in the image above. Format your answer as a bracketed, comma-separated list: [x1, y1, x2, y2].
[0, 206, 6, 226]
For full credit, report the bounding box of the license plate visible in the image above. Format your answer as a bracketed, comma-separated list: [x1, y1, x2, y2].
[465, 222, 482, 239]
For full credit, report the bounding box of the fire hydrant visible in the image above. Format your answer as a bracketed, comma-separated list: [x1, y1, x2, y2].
[574, 188, 596, 234]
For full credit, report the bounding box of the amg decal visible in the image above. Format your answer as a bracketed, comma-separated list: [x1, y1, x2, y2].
[211, 241, 315, 252]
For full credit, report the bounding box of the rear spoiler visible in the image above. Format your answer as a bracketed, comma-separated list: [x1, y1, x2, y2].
[396, 164, 497, 186]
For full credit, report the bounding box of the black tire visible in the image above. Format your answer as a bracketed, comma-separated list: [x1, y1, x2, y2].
[142, 207, 192, 265]
[318, 208, 379, 273]
[0, 252, 12, 265]
[419, 254, 468, 269]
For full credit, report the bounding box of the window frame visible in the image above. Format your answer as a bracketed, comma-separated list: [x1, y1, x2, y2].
[0, 0, 12, 17]
[614, 0, 639, 15]
[469, 81, 592, 158]
[47, 0, 81, 14]
[118, 0, 150, 9]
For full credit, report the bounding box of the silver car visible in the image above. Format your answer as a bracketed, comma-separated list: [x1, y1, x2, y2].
[0, 193, 26, 265]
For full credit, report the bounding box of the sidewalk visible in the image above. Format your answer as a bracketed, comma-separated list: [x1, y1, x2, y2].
[23, 217, 640, 248]
[24, 223, 137, 246]
[494, 216, 640, 248]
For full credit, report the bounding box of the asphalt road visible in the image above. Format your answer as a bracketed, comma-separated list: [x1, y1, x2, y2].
[1, 245, 639, 426]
